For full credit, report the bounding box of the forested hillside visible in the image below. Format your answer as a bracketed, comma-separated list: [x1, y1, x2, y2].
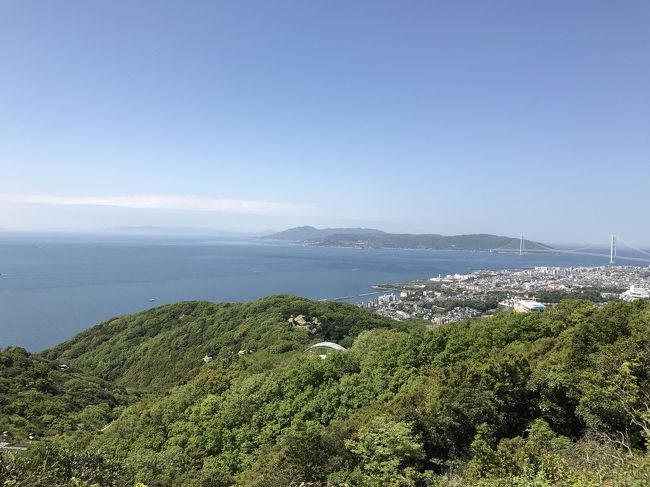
[2, 297, 649, 486]
[0, 347, 130, 439]
[44, 296, 400, 393]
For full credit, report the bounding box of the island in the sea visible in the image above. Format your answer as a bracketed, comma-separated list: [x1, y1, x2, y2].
[264, 225, 553, 251]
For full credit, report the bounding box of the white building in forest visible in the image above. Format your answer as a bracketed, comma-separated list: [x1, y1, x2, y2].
[621, 285, 650, 301]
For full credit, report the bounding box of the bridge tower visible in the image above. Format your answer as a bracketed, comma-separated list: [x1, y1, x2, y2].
[610, 235, 617, 264]
[519, 234, 524, 256]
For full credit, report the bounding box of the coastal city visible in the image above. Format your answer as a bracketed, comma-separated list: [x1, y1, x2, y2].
[360, 265, 650, 324]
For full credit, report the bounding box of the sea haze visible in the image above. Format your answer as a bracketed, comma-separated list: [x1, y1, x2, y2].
[0, 234, 628, 351]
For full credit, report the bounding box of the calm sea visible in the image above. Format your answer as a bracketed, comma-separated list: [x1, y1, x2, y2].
[0, 233, 634, 351]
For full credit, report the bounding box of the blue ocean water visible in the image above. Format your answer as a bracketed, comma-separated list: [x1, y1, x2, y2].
[0, 234, 635, 351]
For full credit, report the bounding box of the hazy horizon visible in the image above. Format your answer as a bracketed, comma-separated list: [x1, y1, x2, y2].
[2, 1, 649, 246]
[0, 224, 646, 250]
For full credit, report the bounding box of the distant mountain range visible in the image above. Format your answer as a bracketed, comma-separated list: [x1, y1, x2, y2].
[263, 226, 553, 251]
[94, 226, 250, 237]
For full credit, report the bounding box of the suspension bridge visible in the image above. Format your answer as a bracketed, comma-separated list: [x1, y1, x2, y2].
[490, 234, 650, 265]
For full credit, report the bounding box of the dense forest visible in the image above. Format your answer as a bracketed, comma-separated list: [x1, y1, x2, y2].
[0, 348, 132, 439]
[1, 296, 649, 486]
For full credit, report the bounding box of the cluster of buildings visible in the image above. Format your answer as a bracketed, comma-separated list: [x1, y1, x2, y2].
[360, 291, 485, 324]
[440, 266, 650, 292]
[426, 265, 650, 301]
[361, 293, 412, 321]
[430, 306, 483, 324]
[360, 265, 650, 324]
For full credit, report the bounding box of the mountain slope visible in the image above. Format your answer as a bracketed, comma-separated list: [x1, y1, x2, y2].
[43, 296, 402, 393]
[88, 300, 650, 486]
[3, 299, 650, 487]
[0, 347, 129, 439]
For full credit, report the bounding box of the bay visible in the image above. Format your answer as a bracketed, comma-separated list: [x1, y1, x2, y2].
[0, 233, 628, 351]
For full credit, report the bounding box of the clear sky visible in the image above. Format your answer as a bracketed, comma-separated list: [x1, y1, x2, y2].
[1, 1, 648, 244]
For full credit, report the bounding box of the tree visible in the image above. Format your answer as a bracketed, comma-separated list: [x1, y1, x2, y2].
[339, 416, 425, 486]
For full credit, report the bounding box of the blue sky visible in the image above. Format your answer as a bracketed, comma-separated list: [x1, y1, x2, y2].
[1, 1, 649, 244]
